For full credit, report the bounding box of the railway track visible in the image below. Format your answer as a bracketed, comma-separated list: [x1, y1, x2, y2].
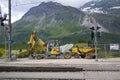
[0, 78, 84, 80]
[0, 66, 83, 72]
[0, 66, 119, 72]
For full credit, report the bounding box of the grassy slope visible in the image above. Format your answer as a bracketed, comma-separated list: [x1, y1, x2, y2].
[93, 13, 120, 34]
[1, 14, 120, 46]
[13, 20, 87, 43]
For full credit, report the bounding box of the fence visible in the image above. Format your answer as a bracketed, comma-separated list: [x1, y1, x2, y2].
[91, 43, 120, 58]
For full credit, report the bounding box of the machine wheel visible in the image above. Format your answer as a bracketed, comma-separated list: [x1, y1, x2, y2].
[81, 55, 85, 58]
[64, 52, 71, 59]
[36, 54, 44, 59]
[92, 55, 96, 59]
[85, 53, 94, 59]
[29, 54, 36, 59]
[74, 54, 80, 58]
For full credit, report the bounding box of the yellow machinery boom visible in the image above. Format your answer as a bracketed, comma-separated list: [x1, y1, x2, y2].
[28, 30, 61, 59]
[28, 30, 46, 58]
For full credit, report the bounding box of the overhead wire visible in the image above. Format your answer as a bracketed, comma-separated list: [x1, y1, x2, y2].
[0, 0, 43, 7]
[0, 0, 8, 7]
[0, 0, 7, 2]
[12, 0, 42, 7]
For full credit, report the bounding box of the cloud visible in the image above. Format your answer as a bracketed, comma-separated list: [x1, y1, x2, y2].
[52, 0, 92, 7]
[0, 4, 8, 15]
[1, 0, 92, 22]
[12, 12, 24, 23]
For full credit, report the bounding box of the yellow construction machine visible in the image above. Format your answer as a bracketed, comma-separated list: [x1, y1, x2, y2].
[28, 30, 96, 59]
[28, 30, 61, 59]
[71, 46, 95, 59]
[62, 44, 96, 59]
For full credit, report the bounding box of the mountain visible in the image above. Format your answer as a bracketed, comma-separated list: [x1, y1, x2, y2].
[92, 13, 120, 34]
[80, 0, 120, 15]
[80, 0, 120, 34]
[21, 2, 84, 22]
[1, 1, 120, 45]
[12, 2, 87, 44]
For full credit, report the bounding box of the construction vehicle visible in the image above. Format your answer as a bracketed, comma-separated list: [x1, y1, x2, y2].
[71, 46, 95, 59]
[61, 44, 96, 59]
[28, 30, 96, 59]
[28, 30, 63, 59]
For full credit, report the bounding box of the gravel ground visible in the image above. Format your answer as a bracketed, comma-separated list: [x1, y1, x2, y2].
[0, 71, 120, 80]
[0, 58, 120, 80]
[0, 58, 120, 71]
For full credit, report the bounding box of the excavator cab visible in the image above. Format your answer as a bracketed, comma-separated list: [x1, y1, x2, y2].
[46, 40, 60, 55]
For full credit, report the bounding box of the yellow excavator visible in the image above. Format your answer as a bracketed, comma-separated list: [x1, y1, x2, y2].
[28, 30, 61, 59]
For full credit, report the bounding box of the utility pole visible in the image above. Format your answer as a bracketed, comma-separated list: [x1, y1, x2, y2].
[8, 0, 12, 61]
[90, 16, 100, 62]
[0, 5, 1, 16]
[94, 22, 98, 62]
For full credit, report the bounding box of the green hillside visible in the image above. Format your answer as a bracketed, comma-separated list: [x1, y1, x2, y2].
[13, 20, 87, 43]
[93, 13, 120, 34]
[1, 2, 120, 45]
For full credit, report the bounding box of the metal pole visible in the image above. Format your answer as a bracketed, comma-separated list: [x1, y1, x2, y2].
[8, 0, 12, 61]
[94, 20, 98, 62]
[104, 44, 107, 58]
[91, 16, 98, 62]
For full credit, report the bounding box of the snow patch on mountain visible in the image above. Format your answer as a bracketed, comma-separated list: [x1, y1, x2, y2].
[80, 0, 120, 15]
[82, 7, 91, 12]
[90, 3, 95, 6]
[82, 7, 104, 14]
[110, 6, 120, 9]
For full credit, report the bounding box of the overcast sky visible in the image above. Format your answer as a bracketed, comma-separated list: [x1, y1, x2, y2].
[0, 0, 92, 23]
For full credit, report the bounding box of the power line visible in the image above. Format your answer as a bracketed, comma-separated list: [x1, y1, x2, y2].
[12, 0, 42, 7]
[0, 0, 7, 2]
[0, 0, 43, 8]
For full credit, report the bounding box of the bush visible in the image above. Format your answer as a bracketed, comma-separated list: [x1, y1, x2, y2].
[0, 48, 6, 58]
[17, 50, 29, 58]
[98, 52, 120, 58]
[0, 52, 3, 58]
[111, 52, 120, 57]
[98, 52, 106, 58]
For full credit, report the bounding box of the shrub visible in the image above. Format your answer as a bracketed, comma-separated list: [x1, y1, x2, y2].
[0, 48, 6, 58]
[98, 52, 120, 58]
[111, 52, 120, 57]
[17, 50, 29, 58]
[0, 52, 3, 57]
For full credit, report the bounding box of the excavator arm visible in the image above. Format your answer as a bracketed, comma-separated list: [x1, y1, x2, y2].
[37, 39, 47, 51]
[29, 33, 35, 49]
[28, 29, 60, 59]
[29, 30, 46, 54]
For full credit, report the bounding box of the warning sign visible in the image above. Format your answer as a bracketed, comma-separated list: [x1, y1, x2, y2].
[110, 44, 119, 50]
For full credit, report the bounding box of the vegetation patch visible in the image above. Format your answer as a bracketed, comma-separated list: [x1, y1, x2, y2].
[98, 52, 120, 58]
[0, 48, 7, 58]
